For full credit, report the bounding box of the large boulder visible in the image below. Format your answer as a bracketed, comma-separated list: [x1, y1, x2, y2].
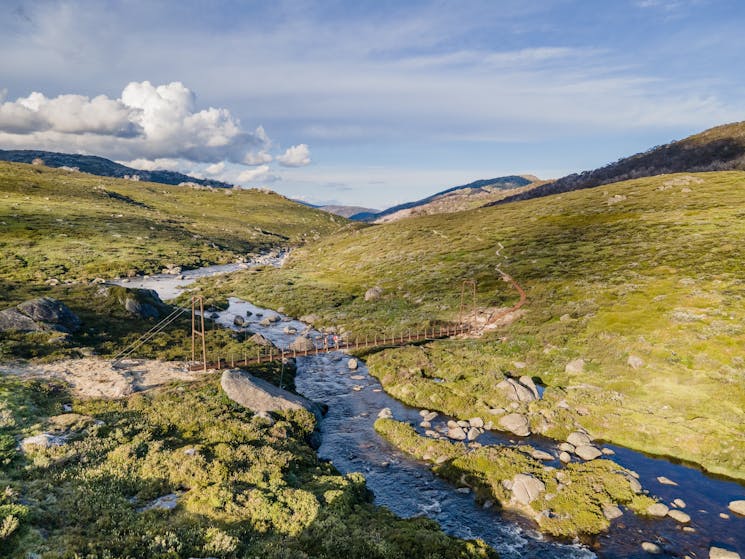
[511, 474, 545, 505]
[497, 378, 536, 403]
[221, 369, 321, 418]
[103, 286, 170, 320]
[567, 431, 592, 447]
[0, 298, 80, 333]
[289, 336, 315, 352]
[575, 444, 602, 461]
[0, 308, 42, 332]
[518, 376, 540, 400]
[499, 413, 530, 436]
[249, 333, 275, 348]
[728, 500, 745, 516]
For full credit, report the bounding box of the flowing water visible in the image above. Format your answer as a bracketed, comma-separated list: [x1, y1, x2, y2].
[134, 265, 745, 559]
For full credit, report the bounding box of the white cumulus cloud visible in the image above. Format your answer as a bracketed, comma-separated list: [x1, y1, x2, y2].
[237, 164, 278, 184]
[0, 81, 272, 165]
[277, 144, 311, 167]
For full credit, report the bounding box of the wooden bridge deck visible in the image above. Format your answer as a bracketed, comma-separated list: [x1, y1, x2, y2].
[189, 324, 471, 372]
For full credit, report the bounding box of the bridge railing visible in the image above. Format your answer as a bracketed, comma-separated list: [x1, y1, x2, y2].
[189, 323, 471, 372]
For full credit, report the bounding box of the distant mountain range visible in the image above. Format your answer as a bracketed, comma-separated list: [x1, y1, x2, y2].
[364, 176, 540, 223]
[0, 149, 233, 189]
[487, 120, 745, 207]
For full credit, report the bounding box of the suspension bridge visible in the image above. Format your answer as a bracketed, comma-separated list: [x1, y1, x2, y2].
[112, 266, 526, 374]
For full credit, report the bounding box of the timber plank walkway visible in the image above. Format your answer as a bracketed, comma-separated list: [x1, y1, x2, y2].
[189, 324, 471, 371]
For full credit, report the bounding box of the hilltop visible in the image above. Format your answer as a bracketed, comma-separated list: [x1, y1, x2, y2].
[204, 170, 745, 481]
[0, 149, 233, 189]
[362, 176, 540, 223]
[489, 120, 745, 206]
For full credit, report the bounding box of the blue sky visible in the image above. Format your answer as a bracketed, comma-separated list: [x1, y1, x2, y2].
[1, 0, 744, 208]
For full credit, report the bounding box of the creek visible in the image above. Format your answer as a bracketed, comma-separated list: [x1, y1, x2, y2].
[130, 265, 745, 559]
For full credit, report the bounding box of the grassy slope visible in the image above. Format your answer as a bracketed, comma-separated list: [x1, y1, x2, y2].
[0, 161, 353, 362]
[0, 372, 494, 558]
[209, 171, 745, 480]
[0, 161, 349, 287]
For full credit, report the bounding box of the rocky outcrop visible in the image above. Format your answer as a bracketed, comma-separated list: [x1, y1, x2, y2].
[0, 297, 80, 333]
[221, 369, 321, 418]
[100, 286, 170, 320]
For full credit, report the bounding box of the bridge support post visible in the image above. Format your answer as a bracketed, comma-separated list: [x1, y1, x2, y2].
[191, 296, 207, 373]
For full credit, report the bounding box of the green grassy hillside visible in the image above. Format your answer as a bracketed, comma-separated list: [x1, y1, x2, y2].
[0, 161, 349, 288]
[205, 171, 745, 480]
[0, 161, 350, 362]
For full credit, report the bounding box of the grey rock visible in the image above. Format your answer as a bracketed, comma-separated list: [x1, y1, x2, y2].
[657, 476, 678, 486]
[249, 333, 275, 347]
[567, 431, 592, 447]
[266, 314, 281, 323]
[423, 411, 438, 422]
[531, 449, 554, 461]
[559, 442, 575, 453]
[119, 288, 169, 320]
[641, 542, 662, 554]
[672, 498, 686, 508]
[259, 317, 272, 326]
[17, 297, 81, 331]
[519, 375, 540, 399]
[467, 427, 481, 441]
[221, 369, 321, 418]
[348, 358, 359, 370]
[0, 308, 42, 332]
[234, 315, 246, 326]
[710, 547, 741, 559]
[497, 378, 536, 403]
[565, 358, 585, 374]
[139, 493, 181, 512]
[289, 336, 315, 352]
[627, 355, 644, 369]
[447, 426, 467, 441]
[511, 474, 545, 505]
[602, 503, 623, 520]
[364, 286, 383, 301]
[575, 445, 602, 461]
[377, 408, 393, 419]
[499, 413, 530, 436]
[627, 476, 643, 494]
[283, 326, 298, 335]
[647, 503, 670, 517]
[559, 451, 572, 463]
[728, 500, 745, 516]
[21, 433, 66, 449]
[667, 509, 691, 523]
[469, 417, 484, 428]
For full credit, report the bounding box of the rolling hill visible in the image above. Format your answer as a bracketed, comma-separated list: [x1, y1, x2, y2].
[489, 120, 745, 206]
[0, 149, 233, 189]
[206, 170, 745, 481]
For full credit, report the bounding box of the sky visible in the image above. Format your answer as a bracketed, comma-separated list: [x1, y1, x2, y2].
[1, 0, 745, 208]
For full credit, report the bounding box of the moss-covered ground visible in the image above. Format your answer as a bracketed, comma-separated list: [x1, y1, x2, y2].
[374, 418, 656, 540]
[0, 370, 495, 558]
[201, 171, 745, 480]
